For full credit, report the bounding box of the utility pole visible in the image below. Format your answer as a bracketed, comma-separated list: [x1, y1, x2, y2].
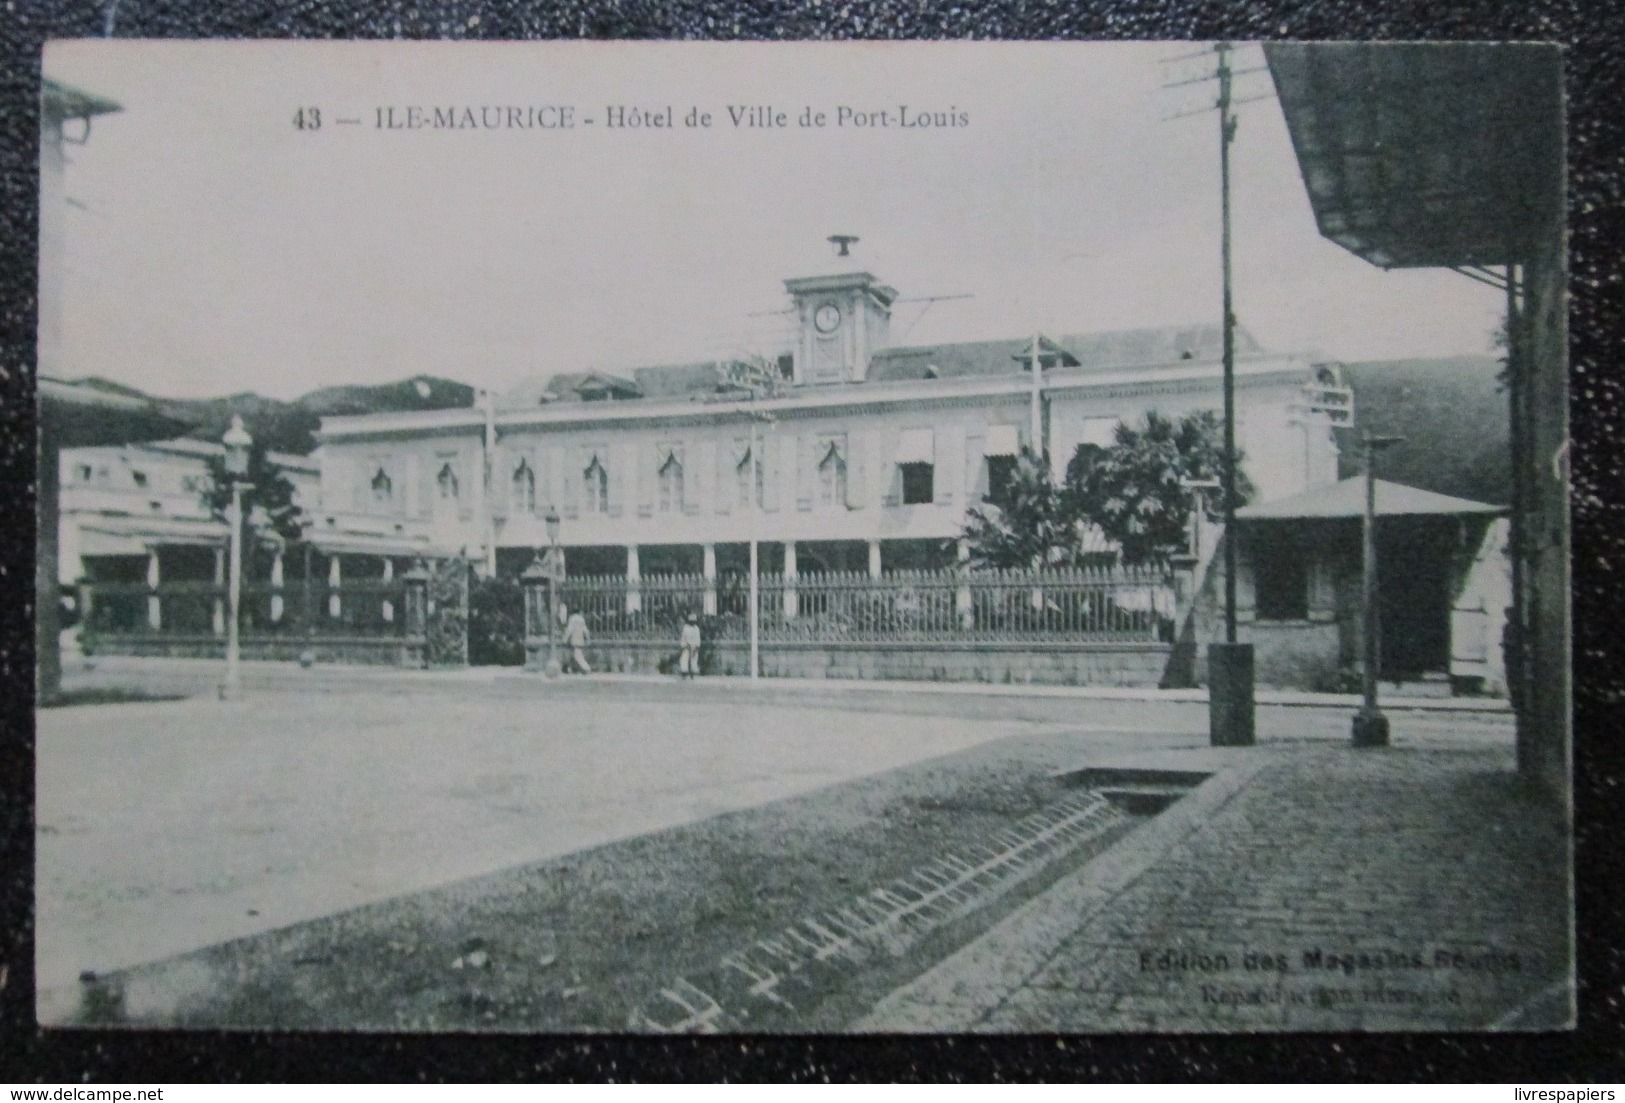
[480, 388, 497, 577]
[1354, 431, 1404, 747]
[1029, 331, 1044, 460]
[1162, 41, 1272, 748]
[1217, 41, 1239, 647]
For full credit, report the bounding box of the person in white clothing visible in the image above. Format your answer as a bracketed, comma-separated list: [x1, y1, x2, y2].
[678, 613, 701, 679]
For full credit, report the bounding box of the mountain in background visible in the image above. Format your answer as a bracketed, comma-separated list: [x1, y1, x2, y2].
[1335, 355, 1510, 506]
[64, 375, 475, 455]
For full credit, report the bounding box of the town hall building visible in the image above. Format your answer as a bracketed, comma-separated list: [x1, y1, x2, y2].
[310, 265, 1345, 586]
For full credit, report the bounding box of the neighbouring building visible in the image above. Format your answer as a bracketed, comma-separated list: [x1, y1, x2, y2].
[60, 438, 316, 602]
[1185, 477, 1510, 694]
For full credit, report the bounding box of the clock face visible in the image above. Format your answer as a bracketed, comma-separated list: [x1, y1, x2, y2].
[814, 303, 842, 334]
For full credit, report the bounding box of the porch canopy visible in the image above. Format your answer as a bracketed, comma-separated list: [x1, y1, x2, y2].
[1264, 42, 1562, 269]
[1237, 477, 1504, 522]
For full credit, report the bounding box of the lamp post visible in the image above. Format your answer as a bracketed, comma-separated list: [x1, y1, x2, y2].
[748, 408, 776, 681]
[220, 415, 252, 700]
[543, 506, 562, 678]
[1353, 431, 1404, 747]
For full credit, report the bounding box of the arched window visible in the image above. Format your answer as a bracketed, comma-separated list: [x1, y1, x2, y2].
[736, 447, 763, 509]
[437, 463, 459, 501]
[371, 467, 394, 503]
[817, 442, 847, 511]
[658, 452, 685, 513]
[511, 459, 536, 513]
[583, 456, 609, 514]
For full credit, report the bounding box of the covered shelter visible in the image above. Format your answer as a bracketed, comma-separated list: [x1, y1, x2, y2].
[1265, 43, 1567, 796]
[1234, 477, 1507, 692]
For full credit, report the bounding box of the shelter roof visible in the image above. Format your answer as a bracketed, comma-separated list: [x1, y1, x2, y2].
[42, 77, 121, 124]
[1237, 476, 1504, 521]
[1265, 43, 1562, 268]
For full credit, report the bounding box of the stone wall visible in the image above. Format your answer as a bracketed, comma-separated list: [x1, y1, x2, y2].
[562, 639, 1170, 687]
[86, 634, 426, 668]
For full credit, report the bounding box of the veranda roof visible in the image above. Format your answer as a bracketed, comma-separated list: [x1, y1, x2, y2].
[1237, 477, 1504, 521]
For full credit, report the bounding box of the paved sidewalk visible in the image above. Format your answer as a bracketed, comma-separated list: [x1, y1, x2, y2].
[63, 654, 1513, 714]
[859, 743, 1572, 1032]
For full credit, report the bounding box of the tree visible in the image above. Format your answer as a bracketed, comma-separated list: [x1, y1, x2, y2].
[1064, 410, 1253, 566]
[961, 449, 1087, 569]
[200, 441, 304, 549]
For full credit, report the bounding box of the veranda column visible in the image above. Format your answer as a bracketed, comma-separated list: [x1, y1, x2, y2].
[867, 540, 882, 579]
[380, 556, 395, 623]
[626, 544, 642, 614]
[783, 541, 799, 618]
[328, 554, 342, 619]
[270, 548, 285, 624]
[146, 548, 161, 631]
[212, 546, 226, 636]
[702, 543, 717, 615]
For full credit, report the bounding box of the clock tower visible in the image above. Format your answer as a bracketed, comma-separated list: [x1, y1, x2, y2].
[784, 271, 898, 385]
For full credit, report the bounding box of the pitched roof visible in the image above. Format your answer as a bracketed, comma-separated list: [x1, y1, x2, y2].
[867, 323, 1263, 383]
[497, 323, 1264, 408]
[1237, 477, 1504, 521]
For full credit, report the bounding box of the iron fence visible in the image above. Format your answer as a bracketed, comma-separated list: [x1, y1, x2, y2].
[80, 578, 414, 640]
[559, 565, 1174, 646]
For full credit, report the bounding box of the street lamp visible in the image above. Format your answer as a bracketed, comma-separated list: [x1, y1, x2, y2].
[220, 414, 253, 700]
[748, 409, 776, 681]
[543, 506, 562, 678]
[1353, 431, 1405, 747]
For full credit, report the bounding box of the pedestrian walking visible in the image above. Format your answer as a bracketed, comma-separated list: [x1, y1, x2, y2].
[678, 613, 701, 679]
[564, 608, 591, 674]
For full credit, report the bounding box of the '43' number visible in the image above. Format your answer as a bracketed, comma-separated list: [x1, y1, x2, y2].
[293, 107, 322, 131]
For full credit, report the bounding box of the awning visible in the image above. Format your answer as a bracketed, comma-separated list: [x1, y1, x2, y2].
[1078, 417, 1120, 448]
[77, 529, 152, 558]
[983, 425, 1022, 457]
[895, 428, 936, 465]
[1264, 43, 1562, 269]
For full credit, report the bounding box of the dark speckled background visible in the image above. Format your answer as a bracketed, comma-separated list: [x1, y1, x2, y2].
[2, 0, 1622, 1083]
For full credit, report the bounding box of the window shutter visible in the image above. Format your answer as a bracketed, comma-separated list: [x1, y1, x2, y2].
[638, 441, 656, 517]
[539, 445, 559, 516]
[607, 442, 631, 518]
[348, 458, 366, 512]
[966, 435, 989, 502]
[562, 446, 581, 518]
[844, 432, 865, 510]
[883, 432, 903, 508]
[795, 434, 814, 512]
[935, 425, 958, 506]
[544, 445, 564, 514]
[403, 453, 421, 518]
[689, 441, 708, 515]
[715, 441, 732, 515]
[762, 436, 782, 512]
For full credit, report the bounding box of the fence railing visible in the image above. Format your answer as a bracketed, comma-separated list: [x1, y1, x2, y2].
[559, 566, 1174, 646]
[79, 578, 416, 640]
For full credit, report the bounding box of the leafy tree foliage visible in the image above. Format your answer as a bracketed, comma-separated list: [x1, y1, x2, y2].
[961, 449, 1086, 569]
[200, 442, 305, 548]
[959, 412, 1252, 569]
[1064, 410, 1252, 566]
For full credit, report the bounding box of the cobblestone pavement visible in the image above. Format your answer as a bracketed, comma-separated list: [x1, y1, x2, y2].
[861, 744, 1573, 1032]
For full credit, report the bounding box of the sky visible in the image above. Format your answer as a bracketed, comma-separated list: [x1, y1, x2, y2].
[45, 40, 1505, 401]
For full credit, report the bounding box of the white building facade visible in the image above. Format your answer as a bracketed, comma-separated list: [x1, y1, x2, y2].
[314, 268, 1343, 582]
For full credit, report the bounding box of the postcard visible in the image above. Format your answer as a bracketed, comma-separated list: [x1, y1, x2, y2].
[35, 39, 1570, 1033]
